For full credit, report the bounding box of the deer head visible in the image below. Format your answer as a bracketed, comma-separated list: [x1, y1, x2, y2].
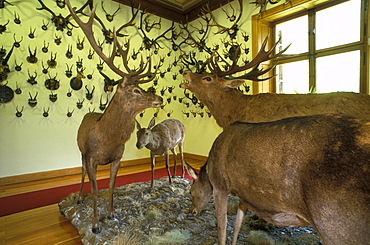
[66, 0, 162, 108]
[181, 35, 289, 98]
[184, 162, 212, 216]
[135, 117, 155, 149]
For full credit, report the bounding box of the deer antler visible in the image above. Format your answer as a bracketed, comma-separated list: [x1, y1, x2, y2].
[206, 0, 243, 39]
[66, 0, 157, 84]
[208, 35, 290, 80]
[115, 1, 139, 37]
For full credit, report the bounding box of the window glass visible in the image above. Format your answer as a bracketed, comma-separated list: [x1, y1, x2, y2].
[316, 50, 360, 93]
[275, 15, 308, 55]
[316, 0, 361, 50]
[277, 60, 309, 94]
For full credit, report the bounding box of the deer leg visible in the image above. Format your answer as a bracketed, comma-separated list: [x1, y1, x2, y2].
[150, 152, 155, 189]
[178, 142, 185, 178]
[77, 159, 86, 204]
[231, 201, 248, 245]
[171, 148, 177, 177]
[107, 160, 120, 220]
[86, 163, 101, 234]
[214, 188, 229, 245]
[165, 152, 172, 185]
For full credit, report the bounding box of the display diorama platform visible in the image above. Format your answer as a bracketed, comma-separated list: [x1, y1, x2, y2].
[59, 177, 320, 245]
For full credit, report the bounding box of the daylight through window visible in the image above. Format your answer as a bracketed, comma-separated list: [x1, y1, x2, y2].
[274, 0, 362, 94]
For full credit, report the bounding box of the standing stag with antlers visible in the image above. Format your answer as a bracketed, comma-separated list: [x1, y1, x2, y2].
[181, 35, 370, 127]
[66, 0, 162, 234]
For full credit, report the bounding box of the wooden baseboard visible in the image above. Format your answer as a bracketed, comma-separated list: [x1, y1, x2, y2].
[0, 153, 207, 187]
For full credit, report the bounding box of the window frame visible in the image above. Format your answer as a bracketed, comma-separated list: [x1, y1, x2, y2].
[251, 0, 369, 94]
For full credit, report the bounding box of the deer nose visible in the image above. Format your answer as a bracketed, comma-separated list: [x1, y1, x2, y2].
[191, 209, 198, 216]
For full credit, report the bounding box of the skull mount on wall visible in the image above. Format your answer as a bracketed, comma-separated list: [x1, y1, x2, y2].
[28, 92, 38, 107]
[45, 74, 60, 90]
[36, 0, 91, 32]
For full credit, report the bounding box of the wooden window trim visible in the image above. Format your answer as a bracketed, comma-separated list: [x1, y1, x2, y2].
[252, 0, 369, 94]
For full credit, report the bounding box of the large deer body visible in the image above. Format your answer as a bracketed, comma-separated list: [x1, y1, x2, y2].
[186, 114, 370, 245]
[66, 0, 162, 233]
[182, 72, 370, 128]
[136, 118, 186, 188]
[77, 80, 162, 234]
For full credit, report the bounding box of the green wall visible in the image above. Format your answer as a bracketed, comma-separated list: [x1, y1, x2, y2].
[0, 0, 258, 178]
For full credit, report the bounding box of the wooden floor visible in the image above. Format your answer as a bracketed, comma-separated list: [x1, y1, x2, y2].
[0, 157, 204, 245]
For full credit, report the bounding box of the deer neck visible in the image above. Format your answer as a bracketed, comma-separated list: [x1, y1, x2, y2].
[197, 89, 249, 128]
[146, 132, 161, 150]
[96, 94, 137, 143]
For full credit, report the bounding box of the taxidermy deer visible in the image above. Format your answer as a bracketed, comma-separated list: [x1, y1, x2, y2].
[66, 0, 162, 234]
[181, 36, 370, 128]
[185, 114, 370, 245]
[135, 118, 186, 189]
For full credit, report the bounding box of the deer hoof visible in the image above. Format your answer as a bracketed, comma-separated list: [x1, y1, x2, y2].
[108, 215, 117, 220]
[92, 227, 102, 234]
[77, 199, 83, 205]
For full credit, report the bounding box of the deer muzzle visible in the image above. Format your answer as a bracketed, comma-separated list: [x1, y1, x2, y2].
[180, 82, 189, 89]
[152, 96, 163, 107]
[136, 142, 144, 149]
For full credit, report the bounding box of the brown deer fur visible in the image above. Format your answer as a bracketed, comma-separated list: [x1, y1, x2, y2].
[186, 114, 370, 245]
[135, 118, 186, 188]
[66, 0, 163, 233]
[77, 80, 162, 233]
[181, 72, 370, 128]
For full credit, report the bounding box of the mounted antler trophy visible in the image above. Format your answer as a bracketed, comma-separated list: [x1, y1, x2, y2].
[27, 70, 38, 85]
[0, 81, 14, 103]
[0, 20, 9, 34]
[28, 92, 38, 107]
[70, 67, 85, 90]
[0, 45, 14, 82]
[37, 0, 91, 31]
[26, 46, 38, 64]
[66, 0, 162, 234]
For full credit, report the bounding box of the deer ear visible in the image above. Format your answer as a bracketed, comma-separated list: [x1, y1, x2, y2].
[148, 117, 156, 129]
[224, 79, 245, 88]
[135, 119, 141, 130]
[184, 161, 198, 180]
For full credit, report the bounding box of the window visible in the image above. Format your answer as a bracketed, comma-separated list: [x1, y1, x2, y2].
[252, 0, 368, 94]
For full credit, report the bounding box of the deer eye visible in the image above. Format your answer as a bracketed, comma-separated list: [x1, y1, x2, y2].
[133, 88, 142, 94]
[203, 76, 212, 82]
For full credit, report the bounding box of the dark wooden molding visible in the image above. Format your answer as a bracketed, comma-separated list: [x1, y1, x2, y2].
[113, 0, 231, 23]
